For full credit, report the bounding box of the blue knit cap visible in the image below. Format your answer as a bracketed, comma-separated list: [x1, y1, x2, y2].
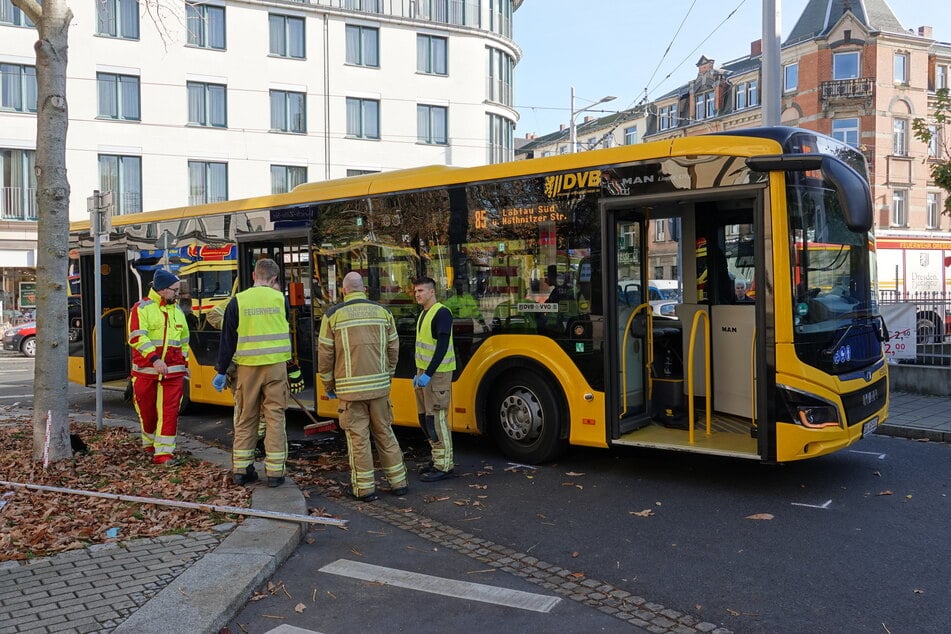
[152, 269, 180, 291]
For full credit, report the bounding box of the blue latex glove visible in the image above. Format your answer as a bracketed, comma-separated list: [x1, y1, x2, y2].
[212, 373, 227, 392]
[326, 391, 336, 400]
[415, 373, 431, 388]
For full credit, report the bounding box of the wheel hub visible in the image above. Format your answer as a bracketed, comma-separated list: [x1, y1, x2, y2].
[499, 389, 543, 442]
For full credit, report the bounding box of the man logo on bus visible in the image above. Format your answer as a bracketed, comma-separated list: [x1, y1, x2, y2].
[544, 170, 602, 198]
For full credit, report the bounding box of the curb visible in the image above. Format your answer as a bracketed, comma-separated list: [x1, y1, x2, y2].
[877, 423, 951, 444]
[95, 416, 308, 633]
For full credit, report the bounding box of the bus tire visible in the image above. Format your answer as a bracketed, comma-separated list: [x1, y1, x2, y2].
[489, 370, 567, 464]
[178, 379, 191, 415]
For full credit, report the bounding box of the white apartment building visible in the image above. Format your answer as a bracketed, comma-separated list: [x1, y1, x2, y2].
[0, 0, 521, 319]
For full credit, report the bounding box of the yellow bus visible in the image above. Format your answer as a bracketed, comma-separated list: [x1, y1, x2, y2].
[68, 126, 888, 463]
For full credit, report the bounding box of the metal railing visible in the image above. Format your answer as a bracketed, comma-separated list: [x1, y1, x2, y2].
[1, 187, 38, 221]
[878, 291, 951, 366]
[820, 77, 874, 101]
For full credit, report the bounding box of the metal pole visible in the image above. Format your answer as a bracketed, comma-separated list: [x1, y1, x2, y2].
[0, 479, 349, 527]
[569, 86, 577, 153]
[761, 0, 781, 126]
[93, 191, 103, 431]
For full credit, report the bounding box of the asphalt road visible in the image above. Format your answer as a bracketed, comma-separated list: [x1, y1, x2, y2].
[6, 352, 950, 633]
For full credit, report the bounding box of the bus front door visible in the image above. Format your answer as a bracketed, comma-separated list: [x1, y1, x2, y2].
[611, 214, 651, 433]
[79, 251, 132, 386]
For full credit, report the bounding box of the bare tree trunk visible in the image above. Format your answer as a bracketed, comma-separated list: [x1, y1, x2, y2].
[29, 0, 73, 463]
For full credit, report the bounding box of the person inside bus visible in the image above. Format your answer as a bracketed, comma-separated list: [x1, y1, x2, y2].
[443, 278, 483, 323]
[734, 276, 753, 303]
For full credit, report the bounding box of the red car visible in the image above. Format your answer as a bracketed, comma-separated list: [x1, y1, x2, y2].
[3, 321, 36, 357]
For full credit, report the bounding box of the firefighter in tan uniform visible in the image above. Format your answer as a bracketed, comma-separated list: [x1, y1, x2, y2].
[318, 271, 408, 502]
[213, 258, 291, 487]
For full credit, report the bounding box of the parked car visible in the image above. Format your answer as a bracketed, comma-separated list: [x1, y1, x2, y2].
[3, 322, 36, 357]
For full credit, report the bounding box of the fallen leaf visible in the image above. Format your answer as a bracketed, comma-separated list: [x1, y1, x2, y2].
[727, 608, 740, 616]
[913, 588, 924, 594]
[873, 471, 881, 477]
[571, 551, 579, 558]
[565, 471, 585, 477]
[294, 602, 306, 613]
[745, 513, 774, 520]
[877, 490, 893, 496]
[468, 484, 487, 490]
[570, 571, 585, 579]
[629, 509, 654, 517]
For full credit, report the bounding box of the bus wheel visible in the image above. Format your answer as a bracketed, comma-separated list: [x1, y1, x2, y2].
[489, 371, 567, 464]
[178, 380, 191, 415]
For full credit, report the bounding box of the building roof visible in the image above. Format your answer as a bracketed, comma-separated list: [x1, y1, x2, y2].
[785, 0, 906, 46]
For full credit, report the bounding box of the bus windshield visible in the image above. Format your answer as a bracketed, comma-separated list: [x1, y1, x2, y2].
[788, 174, 881, 375]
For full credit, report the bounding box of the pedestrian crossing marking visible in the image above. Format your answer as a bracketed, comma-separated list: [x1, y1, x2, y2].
[319, 559, 561, 613]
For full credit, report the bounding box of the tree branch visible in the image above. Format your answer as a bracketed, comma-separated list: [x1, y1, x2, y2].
[10, 0, 43, 25]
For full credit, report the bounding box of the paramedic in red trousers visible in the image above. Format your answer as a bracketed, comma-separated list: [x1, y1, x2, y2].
[318, 271, 408, 502]
[413, 276, 456, 481]
[127, 269, 190, 465]
[211, 258, 292, 487]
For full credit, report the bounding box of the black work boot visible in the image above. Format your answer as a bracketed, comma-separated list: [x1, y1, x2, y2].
[233, 465, 259, 486]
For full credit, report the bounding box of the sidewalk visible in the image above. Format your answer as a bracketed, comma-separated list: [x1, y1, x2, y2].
[1, 390, 949, 634]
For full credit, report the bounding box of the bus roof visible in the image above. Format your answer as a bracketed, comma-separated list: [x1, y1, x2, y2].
[70, 129, 787, 232]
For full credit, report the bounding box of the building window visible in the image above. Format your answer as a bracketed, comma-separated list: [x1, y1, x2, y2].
[0, 148, 36, 221]
[695, 91, 715, 120]
[0, 0, 34, 27]
[487, 47, 513, 106]
[928, 125, 940, 157]
[937, 65, 948, 90]
[186, 4, 226, 50]
[346, 25, 379, 67]
[342, 0, 381, 13]
[346, 97, 380, 139]
[417, 34, 447, 75]
[891, 189, 907, 227]
[831, 118, 859, 147]
[734, 80, 758, 110]
[270, 165, 307, 194]
[654, 266, 664, 280]
[833, 51, 860, 80]
[187, 82, 227, 128]
[417, 104, 448, 145]
[188, 160, 227, 205]
[346, 168, 379, 177]
[893, 118, 908, 156]
[489, 0, 513, 38]
[270, 90, 306, 134]
[654, 221, 665, 241]
[417, 0, 448, 23]
[893, 52, 908, 84]
[98, 154, 142, 215]
[486, 112, 513, 164]
[783, 63, 798, 92]
[96, 0, 139, 39]
[270, 15, 305, 59]
[448, 0, 480, 27]
[624, 126, 638, 145]
[927, 192, 940, 229]
[659, 103, 678, 130]
[0, 64, 37, 113]
[97, 72, 140, 121]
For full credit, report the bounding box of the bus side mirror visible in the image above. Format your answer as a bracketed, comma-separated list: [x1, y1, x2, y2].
[820, 157, 873, 233]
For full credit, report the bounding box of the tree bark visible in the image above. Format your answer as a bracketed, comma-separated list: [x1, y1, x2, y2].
[24, 0, 74, 463]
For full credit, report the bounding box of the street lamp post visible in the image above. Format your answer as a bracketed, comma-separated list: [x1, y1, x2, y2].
[569, 86, 616, 153]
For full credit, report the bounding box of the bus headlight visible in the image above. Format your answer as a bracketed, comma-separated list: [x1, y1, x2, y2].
[778, 386, 842, 429]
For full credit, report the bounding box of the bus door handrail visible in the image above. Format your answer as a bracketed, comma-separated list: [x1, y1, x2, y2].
[620, 303, 651, 419]
[686, 309, 712, 443]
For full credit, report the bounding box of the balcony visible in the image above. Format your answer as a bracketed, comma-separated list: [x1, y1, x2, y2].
[1, 187, 37, 221]
[820, 77, 874, 101]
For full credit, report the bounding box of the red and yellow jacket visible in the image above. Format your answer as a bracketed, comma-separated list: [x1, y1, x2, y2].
[127, 288, 190, 377]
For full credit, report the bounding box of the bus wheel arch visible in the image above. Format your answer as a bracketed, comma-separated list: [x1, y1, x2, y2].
[478, 359, 568, 464]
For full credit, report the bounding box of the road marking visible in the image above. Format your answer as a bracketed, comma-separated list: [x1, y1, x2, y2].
[791, 499, 832, 509]
[319, 559, 561, 613]
[848, 450, 887, 459]
[0, 394, 34, 400]
[265, 626, 324, 634]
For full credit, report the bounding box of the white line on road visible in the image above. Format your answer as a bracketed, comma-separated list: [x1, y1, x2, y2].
[319, 559, 561, 613]
[0, 394, 34, 400]
[791, 499, 833, 509]
[848, 450, 887, 459]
